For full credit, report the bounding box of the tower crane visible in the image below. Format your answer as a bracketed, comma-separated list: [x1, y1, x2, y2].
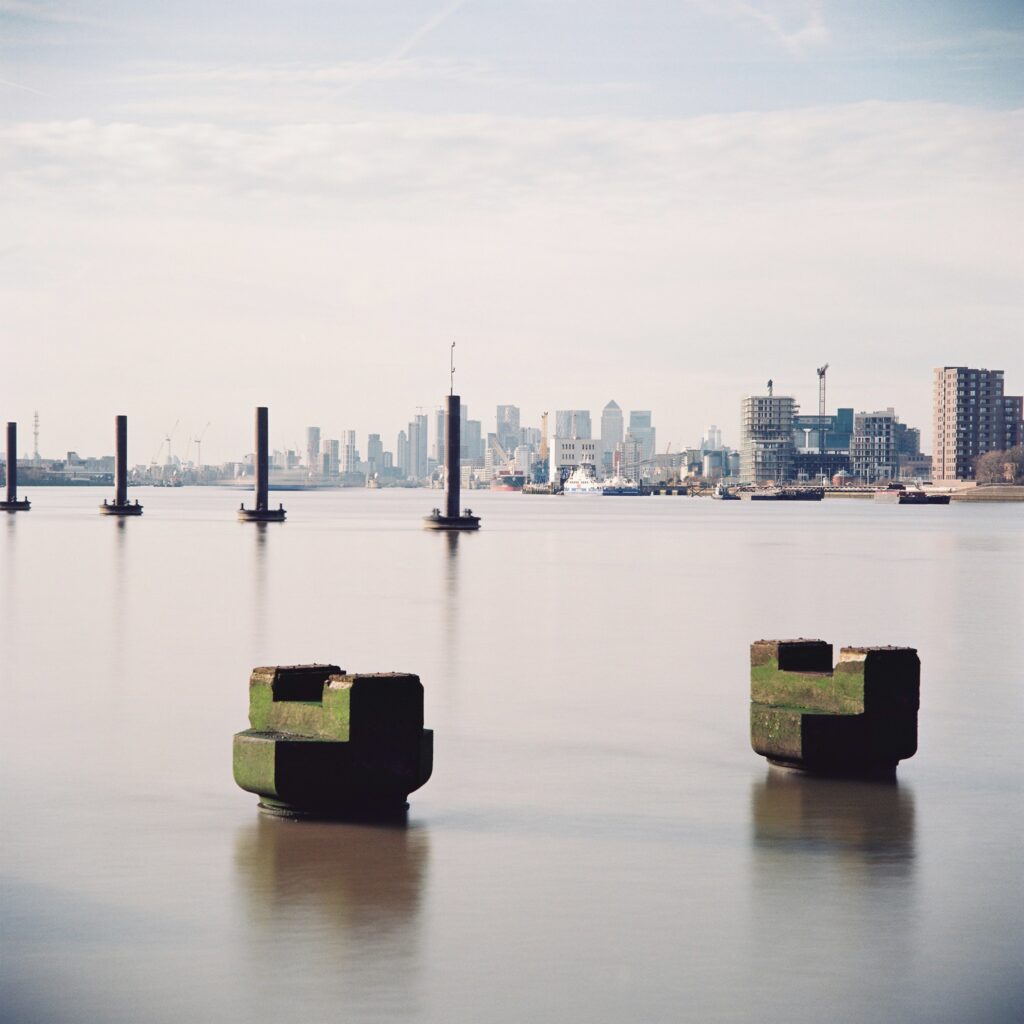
[816, 364, 829, 455]
[151, 420, 179, 467]
[194, 422, 211, 469]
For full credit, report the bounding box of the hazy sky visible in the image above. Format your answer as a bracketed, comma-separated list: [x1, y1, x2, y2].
[2, 1, 1022, 461]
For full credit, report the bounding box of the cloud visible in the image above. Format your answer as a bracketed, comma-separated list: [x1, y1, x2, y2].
[1, 100, 1020, 457]
[696, 1, 830, 55]
[0, 0, 107, 27]
[0, 103, 1017, 211]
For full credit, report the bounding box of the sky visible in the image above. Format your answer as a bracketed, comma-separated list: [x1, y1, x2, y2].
[1, 0, 1022, 462]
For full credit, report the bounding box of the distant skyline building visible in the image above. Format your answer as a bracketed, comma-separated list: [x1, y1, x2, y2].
[549, 436, 599, 484]
[700, 425, 722, 452]
[434, 407, 446, 465]
[321, 437, 340, 477]
[305, 426, 320, 474]
[933, 366, 1024, 481]
[366, 433, 383, 478]
[616, 435, 642, 481]
[340, 429, 357, 474]
[396, 429, 408, 476]
[496, 405, 520, 454]
[555, 410, 592, 439]
[740, 391, 797, 484]
[600, 400, 623, 471]
[407, 413, 428, 480]
[628, 411, 656, 463]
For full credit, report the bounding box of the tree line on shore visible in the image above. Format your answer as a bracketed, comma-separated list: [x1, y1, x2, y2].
[975, 445, 1024, 484]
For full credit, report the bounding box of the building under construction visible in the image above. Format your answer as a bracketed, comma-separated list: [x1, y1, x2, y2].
[740, 386, 798, 485]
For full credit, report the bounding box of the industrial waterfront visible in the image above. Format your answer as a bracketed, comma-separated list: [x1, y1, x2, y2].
[2, 488, 1021, 1023]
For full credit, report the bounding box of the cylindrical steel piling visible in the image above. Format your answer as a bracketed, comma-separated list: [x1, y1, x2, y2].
[255, 406, 269, 512]
[446, 395, 460, 519]
[115, 415, 128, 506]
[6, 422, 16, 504]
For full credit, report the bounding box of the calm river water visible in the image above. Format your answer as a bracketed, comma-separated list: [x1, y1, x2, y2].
[1, 488, 1022, 1023]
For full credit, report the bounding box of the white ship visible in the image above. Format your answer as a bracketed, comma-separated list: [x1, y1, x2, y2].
[562, 465, 602, 494]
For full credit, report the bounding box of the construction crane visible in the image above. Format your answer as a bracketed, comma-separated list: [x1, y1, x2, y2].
[194, 421, 211, 468]
[490, 435, 513, 468]
[152, 420, 179, 467]
[816, 364, 829, 455]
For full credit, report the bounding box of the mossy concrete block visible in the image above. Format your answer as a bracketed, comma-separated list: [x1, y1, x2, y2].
[234, 664, 433, 817]
[750, 639, 919, 776]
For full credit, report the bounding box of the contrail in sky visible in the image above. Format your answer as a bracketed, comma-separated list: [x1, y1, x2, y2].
[389, 0, 469, 61]
[0, 75, 47, 96]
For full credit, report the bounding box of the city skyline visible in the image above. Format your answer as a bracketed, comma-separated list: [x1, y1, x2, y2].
[2, 3, 1021, 463]
[4, 374, 937, 468]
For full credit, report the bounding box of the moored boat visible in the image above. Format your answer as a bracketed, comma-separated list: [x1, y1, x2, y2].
[712, 482, 740, 500]
[562, 465, 602, 494]
[490, 470, 526, 492]
[602, 474, 642, 496]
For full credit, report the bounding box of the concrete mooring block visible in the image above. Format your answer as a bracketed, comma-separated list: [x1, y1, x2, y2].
[233, 664, 433, 818]
[750, 639, 919, 777]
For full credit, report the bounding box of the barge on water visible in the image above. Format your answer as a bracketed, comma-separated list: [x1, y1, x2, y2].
[749, 487, 824, 502]
[873, 483, 950, 505]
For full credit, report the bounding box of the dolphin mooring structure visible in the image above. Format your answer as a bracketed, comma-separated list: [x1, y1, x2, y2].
[238, 406, 285, 522]
[233, 664, 434, 819]
[0, 422, 31, 512]
[750, 639, 920, 777]
[100, 415, 143, 516]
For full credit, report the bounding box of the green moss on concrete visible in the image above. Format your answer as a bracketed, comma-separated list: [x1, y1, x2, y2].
[751, 706, 803, 762]
[233, 731, 279, 797]
[749, 640, 920, 775]
[234, 665, 433, 815]
[751, 660, 864, 714]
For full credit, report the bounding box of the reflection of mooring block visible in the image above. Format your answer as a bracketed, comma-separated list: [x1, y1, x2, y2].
[750, 639, 919, 777]
[233, 664, 433, 818]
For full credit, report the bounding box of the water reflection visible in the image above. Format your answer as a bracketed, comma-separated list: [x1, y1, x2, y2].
[234, 816, 430, 936]
[251, 523, 269, 646]
[110, 516, 128, 684]
[751, 769, 916, 876]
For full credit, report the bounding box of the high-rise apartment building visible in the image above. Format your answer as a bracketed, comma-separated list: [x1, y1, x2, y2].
[851, 409, 898, 481]
[740, 392, 797, 484]
[933, 367, 1024, 481]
